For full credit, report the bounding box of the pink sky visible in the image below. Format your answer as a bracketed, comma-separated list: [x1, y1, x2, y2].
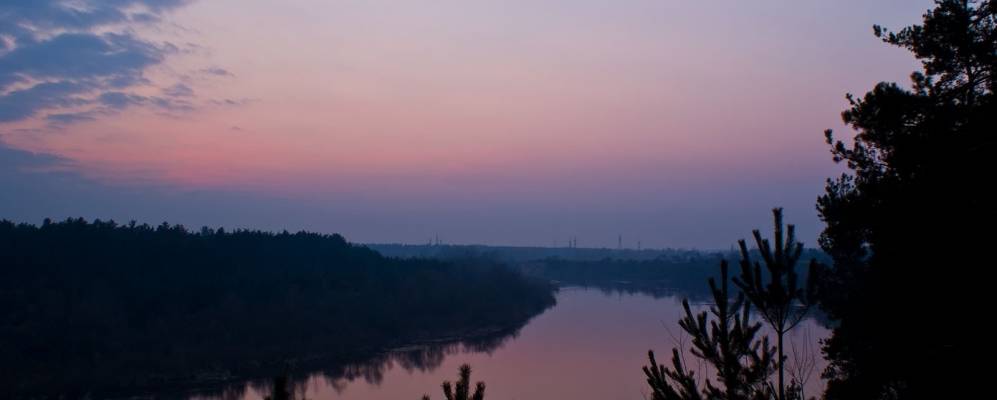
[0, 1, 932, 247]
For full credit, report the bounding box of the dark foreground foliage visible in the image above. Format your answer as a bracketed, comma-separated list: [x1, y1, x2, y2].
[0, 218, 555, 399]
[644, 210, 815, 400]
[643, 263, 775, 400]
[815, 1, 993, 398]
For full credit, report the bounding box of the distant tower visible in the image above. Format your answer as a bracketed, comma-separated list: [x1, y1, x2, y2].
[638, 240, 642, 251]
[618, 234, 622, 250]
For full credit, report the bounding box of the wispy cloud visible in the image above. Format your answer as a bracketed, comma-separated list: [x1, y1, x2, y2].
[97, 91, 195, 113]
[46, 111, 100, 125]
[210, 98, 258, 107]
[0, 1, 201, 126]
[0, 81, 92, 122]
[199, 67, 234, 77]
[163, 83, 195, 97]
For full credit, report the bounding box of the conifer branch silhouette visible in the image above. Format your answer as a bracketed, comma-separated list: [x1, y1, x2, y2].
[421, 364, 485, 400]
[731, 208, 817, 400]
[644, 261, 776, 400]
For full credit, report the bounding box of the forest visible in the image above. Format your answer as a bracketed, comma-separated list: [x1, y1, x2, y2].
[0, 218, 556, 398]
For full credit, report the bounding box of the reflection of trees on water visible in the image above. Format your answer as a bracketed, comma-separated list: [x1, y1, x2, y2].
[565, 284, 830, 331]
[565, 281, 712, 302]
[317, 327, 519, 394]
[529, 249, 828, 304]
[190, 326, 522, 399]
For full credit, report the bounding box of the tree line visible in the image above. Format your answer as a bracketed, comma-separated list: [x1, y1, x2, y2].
[0, 218, 556, 398]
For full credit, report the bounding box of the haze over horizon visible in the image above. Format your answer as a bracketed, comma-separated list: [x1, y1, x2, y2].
[1, 0, 932, 248]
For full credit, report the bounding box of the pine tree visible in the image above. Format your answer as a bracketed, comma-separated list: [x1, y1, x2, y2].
[731, 208, 817, 400]
[644, 262, 776, 400]
[421, 364, 485, 400]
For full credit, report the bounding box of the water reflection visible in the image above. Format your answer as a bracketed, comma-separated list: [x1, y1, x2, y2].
[191, 287, 827, 400]
[189, 326, 522, 400]
[569, 280, 713, 302]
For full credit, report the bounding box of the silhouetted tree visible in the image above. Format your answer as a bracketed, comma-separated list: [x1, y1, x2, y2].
[263, 375, 293, 400]
[263, 364, 306, 400]
[643, 262, 776, 400]
[815, 1, 993, 398]
[732, 208, 817, 400]
[420, 364, 485, 400]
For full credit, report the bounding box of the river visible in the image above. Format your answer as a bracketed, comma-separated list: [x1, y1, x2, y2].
[196, 286, 828, 400]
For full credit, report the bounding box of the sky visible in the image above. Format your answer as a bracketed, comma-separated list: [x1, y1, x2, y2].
[0, 0, 933, 248]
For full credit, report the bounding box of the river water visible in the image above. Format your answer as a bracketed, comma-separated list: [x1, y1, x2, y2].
[203, 286, 828, 400]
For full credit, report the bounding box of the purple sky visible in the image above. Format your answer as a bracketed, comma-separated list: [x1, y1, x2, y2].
[0, 1, 932, 248]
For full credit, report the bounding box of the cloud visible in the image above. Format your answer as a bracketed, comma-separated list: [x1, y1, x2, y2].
[0, 81, 92, 122]
[46, 111, 99, 125]
[98, 91, 148, 109]
[163, 83, 194, 97]
[0, 1, 192, 35]
[97, 91, 195, 113]
[199, 67, 234, 77]
[0, 1, 199, 126]
[0, 33, 165, 91]
[149, 96, 195, 113]
[210, 97, 258, 107]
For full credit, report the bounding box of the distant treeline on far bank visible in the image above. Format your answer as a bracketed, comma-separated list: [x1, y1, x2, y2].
[370, 242, 828, 298]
